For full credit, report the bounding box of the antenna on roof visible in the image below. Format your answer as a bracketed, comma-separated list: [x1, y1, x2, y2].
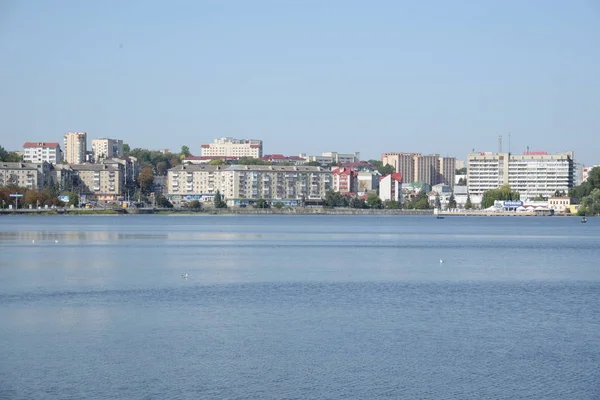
[498, 135, 503, 153]
[508, 132, 511, 155]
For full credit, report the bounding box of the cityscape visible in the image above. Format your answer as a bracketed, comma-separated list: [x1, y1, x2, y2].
[1, 133, 598, 215]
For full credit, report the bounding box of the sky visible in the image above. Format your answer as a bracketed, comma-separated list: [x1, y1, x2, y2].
[0, 0, 599, 164]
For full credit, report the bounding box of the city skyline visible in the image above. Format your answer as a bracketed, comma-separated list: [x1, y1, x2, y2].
[1, 1, 598, 164]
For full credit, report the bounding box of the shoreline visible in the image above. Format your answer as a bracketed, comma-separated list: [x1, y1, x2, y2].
[0, 208, 579, 217]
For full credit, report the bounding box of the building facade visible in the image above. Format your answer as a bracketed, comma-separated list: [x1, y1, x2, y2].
[300, 152, 360, 166]
[23, 142, 62, 164]
[167, 164, 332, 206]
[92, 138, 123, 161]
[0, 162, 52, 190]
[201, 137, 263, 158]
[63, 132, 87, 164]
[467, 151, 574, 200]
[332, 167, 358, 194]
[379, 173, 403, 202]
[382, 152, 455, 187]
[71, 163, 124, 202]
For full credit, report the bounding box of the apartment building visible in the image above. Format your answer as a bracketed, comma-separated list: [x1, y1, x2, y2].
[201, 137, 263, 158]
[467, 151, 574, 200]
[357, 171, 381, 193]
[23, 142, 62, 164]
[167, 164, 332, 206]
[379, 173, 403, 202]
[382, 152, 455, 187]
[332, 167, 358, 194]
[92, 138, 123, 161]
[0, 162, 51, 190]
[63, 132, 87, 164]
[300, 152, 360, 166]
[260, 154, 307, 165]
[71, 164, 124, 202]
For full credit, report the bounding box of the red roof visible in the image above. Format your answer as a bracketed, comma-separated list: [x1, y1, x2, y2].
[380, 172, 403, 182]
[23, 142, 60, 148]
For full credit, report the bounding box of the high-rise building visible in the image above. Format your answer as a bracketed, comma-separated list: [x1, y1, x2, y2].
[467, 151, 574, 200]
[23, 142, 62, 164]
[201, 137, 263, 158]
[0, 162, 52, 190]
[92, 138, 123, 161]
[63, 132, 87, 164]
[382, 152, 455, 187]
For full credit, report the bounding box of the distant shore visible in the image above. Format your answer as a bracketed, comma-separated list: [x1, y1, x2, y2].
[0, 207, 579, 217]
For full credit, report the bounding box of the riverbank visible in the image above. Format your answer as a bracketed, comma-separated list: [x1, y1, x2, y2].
[0, 207, 434, 216]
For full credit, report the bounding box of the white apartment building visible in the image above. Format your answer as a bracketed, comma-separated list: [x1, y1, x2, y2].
[467, 151, 574, 200]
[167, 164, 332, 206]
[201, 137, 263, 158]
[23, 142, 62, 164]
[64, 132, 87, 164]
[300, 152, 360, 166]
[0, 162, 51, 190]
[92, 138, 123, 161]
[379, 173, 403, 202]
[71, 163, 124, 202]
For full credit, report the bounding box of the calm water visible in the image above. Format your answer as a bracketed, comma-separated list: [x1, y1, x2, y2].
[1, 215, 599, 399]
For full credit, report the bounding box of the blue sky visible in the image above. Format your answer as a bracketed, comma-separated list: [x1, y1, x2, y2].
[1, 0, 599, 163]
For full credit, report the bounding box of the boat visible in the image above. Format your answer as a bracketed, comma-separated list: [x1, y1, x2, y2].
[434, 207, 444, 219]
[581, 216, 587, 223]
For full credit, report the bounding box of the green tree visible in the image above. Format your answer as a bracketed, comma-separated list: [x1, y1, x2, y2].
[138, 166, 155, 194]
[366, 193, 383, 209]
[208, 158, 226, 166]
[254, 198, 270, 208]
[456, 167, 467, 175]
[457, 178, 467, 185]
[367, 159, 395, 176]
[533, 194, 547, 201]
[0, 145, 22, 162]
[67, 192, 79, 207]
[434, 194, 441, 209]
[580, 188, 600, 216]
[384, 199, 400, 209]
[404, 191, 431, 210]
[306, 161, 322, 167]
[239, 157, 269, 165]
[273, 201, 284, 209]
[448, 194, 457, 209]
[180, 145, 191, 157]
[481, 185, 519, 209]
[213, 191, 227, 208]
[122, 143, 131, 155]
[465, 194, 473, 209]
[349, 196, 367, 209]
[156, 161, 168, 176]
[324, 190, 348, 208]
[188, 200, 202, 210]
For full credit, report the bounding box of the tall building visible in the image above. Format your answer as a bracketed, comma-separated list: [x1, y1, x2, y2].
[92, 138, 123, 161]
[201, 137, 263, 158]
[63, 132, 87, 164]
[379, 173, 403, 202]
[23, 142, 62, 164]
[467, 151, 574, 200]
[382, 152, 455, 187]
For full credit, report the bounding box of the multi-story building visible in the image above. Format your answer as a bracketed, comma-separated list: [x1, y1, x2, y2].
[332, 167, 358, 194]
[167, 164, 332, 206]
[382, 152, 455, 187]
[201, 137, 263, 158]
[300, 152, 360, 166]
[49, 164, 75, 191]
[582, 165, 600, 182]
[63, 132, 87, 164]
[91, 138, 123, 161]
[260, 154, 307, 165]
[357, 171, 381, 193]
[379, 173, 403, 202]
[23, 142, 62, 164]
[0, 162, 52, 190]
[71, 163, 124, 202]
[467, 151, 574, 200]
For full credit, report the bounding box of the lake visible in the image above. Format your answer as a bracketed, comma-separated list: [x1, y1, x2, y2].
[1, 215, 599, 399]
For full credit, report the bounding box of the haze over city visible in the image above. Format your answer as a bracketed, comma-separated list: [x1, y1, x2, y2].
[1, 0, 599, 163]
